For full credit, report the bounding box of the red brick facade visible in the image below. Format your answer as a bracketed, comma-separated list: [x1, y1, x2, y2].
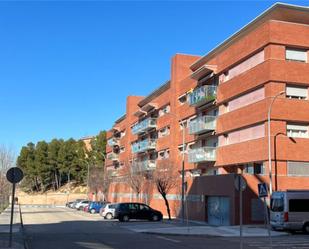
[104, 4, 309, 225]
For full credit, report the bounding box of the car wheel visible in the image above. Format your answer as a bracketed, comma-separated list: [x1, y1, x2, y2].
[122, 215, 129, 222]
[303, 223, 309, 234]
[105, 213, 113, 220]
[152, 215, 159, 222]
[90, 209, 96, 214]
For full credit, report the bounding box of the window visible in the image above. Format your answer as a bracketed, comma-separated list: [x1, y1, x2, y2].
[158, 126, 170, 138]
[228, 88, 265, 112]
[220, 50, 264, 82]
[120, 146, 125, 153]
[179, 119, 188, 130]
[287, 124, 309, 138]
[244, 162, 264, 175]
[158, 149, 169, 160]
[121, 130, 126, 137]
[288, 161, 309, 176]
[159, 104, 170, 116]
[178, 94, 187, 105]
[219, 124, 265, 146]
[270, 198, 284, 212]
[286, 48, 307, 62]
[178, 144, 187, 154]
[286, 85, 308, 100]
[289, 199, 309, 212]
[139, 204, 150, 211]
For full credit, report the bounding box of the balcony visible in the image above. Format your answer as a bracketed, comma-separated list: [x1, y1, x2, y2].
[188, 146, 216, 163]
[189, 115, 216, 135]
[188, 85, 217, 107]
[132, 118, 157, 135]
[132, 159, 156, 172]
[107, 138, 119, 147]
[131, 139, 156, 154]
[107, 152, 119, 161]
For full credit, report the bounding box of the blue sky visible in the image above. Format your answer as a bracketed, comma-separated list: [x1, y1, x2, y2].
[0, 0, 308, 153]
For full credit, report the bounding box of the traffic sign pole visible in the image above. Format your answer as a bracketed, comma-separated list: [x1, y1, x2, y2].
[9, 182, 16, 248]
[6, 167, 24, 248]
[263, 197, 273, 248]
[234, 175, 246, 249]
[239, 176, 243, 249]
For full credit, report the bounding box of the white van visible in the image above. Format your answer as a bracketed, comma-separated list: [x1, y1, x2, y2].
[270, 190, 309, 233]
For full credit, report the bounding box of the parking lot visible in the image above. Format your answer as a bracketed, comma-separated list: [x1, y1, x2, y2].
[20, 205, 309, 249]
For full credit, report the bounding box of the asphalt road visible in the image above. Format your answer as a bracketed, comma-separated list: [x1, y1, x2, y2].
[21, 206, 309, 249]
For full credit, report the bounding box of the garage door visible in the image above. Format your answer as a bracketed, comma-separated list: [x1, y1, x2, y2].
[207, 196, 230, 226]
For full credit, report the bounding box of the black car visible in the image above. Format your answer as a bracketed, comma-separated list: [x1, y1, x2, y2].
[114, 202, 163, 222]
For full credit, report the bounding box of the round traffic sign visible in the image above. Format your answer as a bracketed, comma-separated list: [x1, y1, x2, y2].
[234, 175, 247, 192]
[6, 167, 24, 184]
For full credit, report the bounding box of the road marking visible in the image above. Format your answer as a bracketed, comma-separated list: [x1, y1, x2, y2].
[156, 236, 180, 243]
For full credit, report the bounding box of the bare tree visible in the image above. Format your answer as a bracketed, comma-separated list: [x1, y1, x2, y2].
[0, 145, 15, 211]
[153, 159, 179, 220]
[88, 166, 104, 200]
[124, 160, 145, 201]
[102, 169, 112, 202]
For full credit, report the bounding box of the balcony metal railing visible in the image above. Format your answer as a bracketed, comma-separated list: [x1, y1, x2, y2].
[188, 85, 217, 106]
[188, 146, 216, 163]
[132, 159, 156, 172]
[107, 152, 119, 161]
[107, 138, 119, 146]
[132, 118, 157, 135]
[189, 115, 216, 135]
[131, 139, 156, 153]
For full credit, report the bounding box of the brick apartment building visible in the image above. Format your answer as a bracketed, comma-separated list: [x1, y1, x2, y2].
[104, 3, 309, 225]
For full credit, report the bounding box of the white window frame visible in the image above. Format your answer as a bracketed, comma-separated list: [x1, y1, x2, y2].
[287, 123, 309, 138]
[178, 94, 187, 105]
[286, 85, 308, 100]
[286, 48, 307, 62]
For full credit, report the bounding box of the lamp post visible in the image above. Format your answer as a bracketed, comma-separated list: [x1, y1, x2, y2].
[268, 91, 285, 196]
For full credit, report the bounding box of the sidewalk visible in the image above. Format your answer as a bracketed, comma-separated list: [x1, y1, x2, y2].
[0, 205, 25, 249]
[141, 225, 289, 237]
[123, 219, 289, 237]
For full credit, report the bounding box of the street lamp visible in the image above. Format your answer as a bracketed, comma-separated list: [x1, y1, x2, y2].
[268, 91, 285, 196]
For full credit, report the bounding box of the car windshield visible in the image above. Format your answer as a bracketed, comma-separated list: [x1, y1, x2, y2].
[271, 197, 284, 212]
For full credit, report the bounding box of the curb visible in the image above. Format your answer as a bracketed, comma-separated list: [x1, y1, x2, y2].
[142, 231, 218, 237]
[141, 230, 290, 238]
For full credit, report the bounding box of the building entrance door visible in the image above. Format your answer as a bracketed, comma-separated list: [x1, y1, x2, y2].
[207, 196, 230, 226]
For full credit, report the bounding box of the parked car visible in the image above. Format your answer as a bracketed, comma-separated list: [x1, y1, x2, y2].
[83, 205, 89, 212]
[100, 203, 117, 219]
[114, 202, 163, 222]
[70, 199, 86, 209]
[88, 201, 109, 214]
[270, 190, 309, 233]
[66, 201, 74, 207]
[75, 200, 90, 211]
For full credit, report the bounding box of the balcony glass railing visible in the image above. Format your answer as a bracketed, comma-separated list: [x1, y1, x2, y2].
[189, 115, 216, 135]
[132, 159, 156, 172]
[188, 85, 217, 106]
[132, 118, 157, 135]
[188, 146, 216, 163]
[107, 152, 119, 161]
[131, 139, 156, 153]
[107, 138, 119, 146]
